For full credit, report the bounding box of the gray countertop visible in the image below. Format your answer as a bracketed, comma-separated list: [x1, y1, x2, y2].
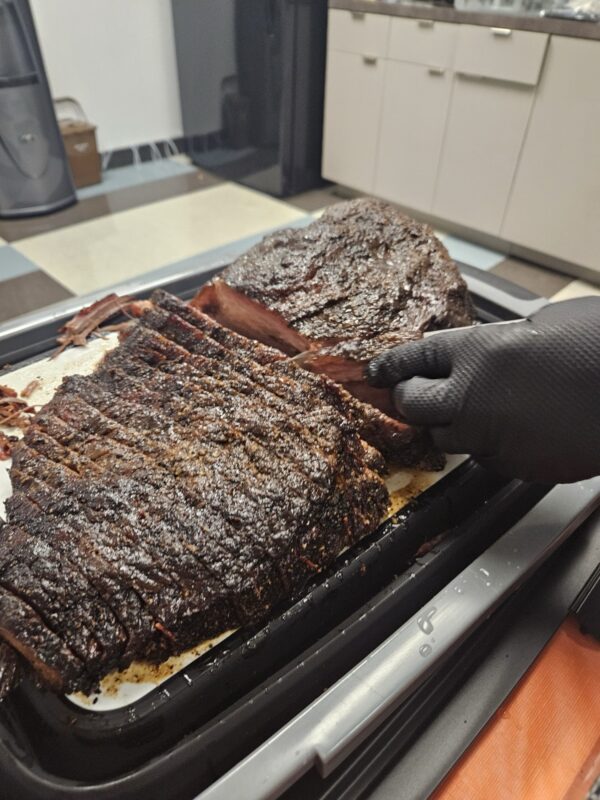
[329, 0, 600, 40]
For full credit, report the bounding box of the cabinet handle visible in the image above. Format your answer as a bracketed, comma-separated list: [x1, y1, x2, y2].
[418, 19, 434, 28]
[351, 11, 365, 20]
[456, 70, 489, 83]
[362, 55, 377, 65]
[491, 27, 512, 36]
[428, 66, 445, 76]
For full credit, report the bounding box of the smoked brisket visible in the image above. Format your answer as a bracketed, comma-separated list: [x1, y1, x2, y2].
[191, 198, 475, 413]
[0, 219, 470, 697]
[0, 292, 391, 695]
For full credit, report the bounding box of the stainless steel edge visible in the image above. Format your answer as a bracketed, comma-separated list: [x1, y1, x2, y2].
[0, 260, 229, 344]
[196, 478, 600, 800]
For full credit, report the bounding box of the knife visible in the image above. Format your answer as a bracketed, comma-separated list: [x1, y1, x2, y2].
[287, 319, 526, 366]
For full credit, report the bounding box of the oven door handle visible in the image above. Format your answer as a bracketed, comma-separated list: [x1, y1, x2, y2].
[197, 477, 600, 800]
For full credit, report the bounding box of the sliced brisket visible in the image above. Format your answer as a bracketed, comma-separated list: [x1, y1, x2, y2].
[0, 292, 389, 694]
[151, 290, 439, 467]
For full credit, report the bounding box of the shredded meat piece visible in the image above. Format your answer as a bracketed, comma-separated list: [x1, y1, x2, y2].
[97, 320, 136, 338]
[0, 393, 34, 431]
[124, 300, 153, 318]
[20, 380, 40, 399]
[0, 432, 15, 461]
[55, 294, 131, 355]
[54, 295, 154, 356]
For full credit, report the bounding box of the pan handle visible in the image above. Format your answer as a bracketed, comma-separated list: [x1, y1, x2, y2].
[196, 477, 600, 800]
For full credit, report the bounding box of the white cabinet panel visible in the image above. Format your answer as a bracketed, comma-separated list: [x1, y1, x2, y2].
[327, 9, 390, 58]
[454, 25, 548, 86]
[433, 75, 535, 234]
[374, 61, 452, 212]
[322, 49, 386, 193]
[388, 17, 457, 68]
[502, 37, 600, 272]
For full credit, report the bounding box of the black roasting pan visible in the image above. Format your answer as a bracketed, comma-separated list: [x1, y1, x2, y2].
[0, 264, 556, 799]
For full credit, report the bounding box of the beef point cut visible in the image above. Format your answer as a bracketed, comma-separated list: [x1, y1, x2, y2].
[191, 198, 475, 412]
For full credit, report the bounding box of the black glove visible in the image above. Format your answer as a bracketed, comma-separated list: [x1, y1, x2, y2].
[366, 298, 600, 484]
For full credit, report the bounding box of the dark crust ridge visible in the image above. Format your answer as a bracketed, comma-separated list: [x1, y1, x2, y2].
[0, 292, 389, 695]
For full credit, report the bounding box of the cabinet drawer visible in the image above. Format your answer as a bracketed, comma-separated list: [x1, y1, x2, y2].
[388, 18, 457, 68]
[327, 9, 390, 58]
[454, 25, 548, 85]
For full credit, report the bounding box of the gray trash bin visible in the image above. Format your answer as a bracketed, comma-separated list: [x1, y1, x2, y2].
[0, 0, 76, 218]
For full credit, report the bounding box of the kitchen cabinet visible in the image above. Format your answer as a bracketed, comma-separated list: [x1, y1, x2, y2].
[502, 37, 600, 273]
[327, 8, 390, 57]
[374, 60, 453, 212]
[322, 6, 600, 273]
[432, 24, 548, 235]
[432, 74, 536, 234]
[322, 48, 386, 193]
[387, 17, 457, 68]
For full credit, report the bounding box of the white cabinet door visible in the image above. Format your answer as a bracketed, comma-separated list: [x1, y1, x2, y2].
[432, 75, 535, 235]
[502, 37, 600, 273]
[322, 49, 386, 193]
[374, 61, 453, 213]
[327, 9, 390, 57]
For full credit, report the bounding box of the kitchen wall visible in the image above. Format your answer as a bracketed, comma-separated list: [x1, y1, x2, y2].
[30, 0, 183, 153]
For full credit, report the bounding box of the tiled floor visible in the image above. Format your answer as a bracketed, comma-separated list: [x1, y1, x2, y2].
[437, 235, 505, 271]
[0, 270, 72, 321]
[490, 257, 572, 298]
[13, 183, 305, 295]
[551, 279, 600, 302]
[287, 184, 355, 213]
[0, 246, 39, 281]
[0, 160, 596, 329]
[0, 169, 221, 243]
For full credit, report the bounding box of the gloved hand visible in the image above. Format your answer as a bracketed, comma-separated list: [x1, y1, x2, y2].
[366, 298, 600, 484]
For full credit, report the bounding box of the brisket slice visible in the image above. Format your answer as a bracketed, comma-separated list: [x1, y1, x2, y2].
[151, 290, 440, 468]
[1, 297, 389, 694]
[0, 587, 84, 690]
[191, 197, 475, 419]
